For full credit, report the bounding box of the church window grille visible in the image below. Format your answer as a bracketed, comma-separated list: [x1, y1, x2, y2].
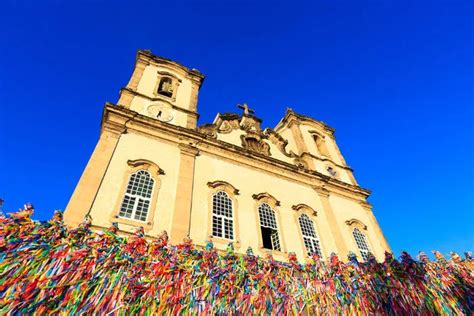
[299, 214, 322, 257]
[258, 203, 281, 251]
[353, 228, 371, 261]
[118, 170, 154, 222]
[211, 191, 234, 240]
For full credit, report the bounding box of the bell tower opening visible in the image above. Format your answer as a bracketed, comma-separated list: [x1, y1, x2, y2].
[157, 77, 174, 97]
[117, 50, 205, 129]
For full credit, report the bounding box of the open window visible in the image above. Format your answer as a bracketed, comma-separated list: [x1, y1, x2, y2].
[258, 203, 281, 251]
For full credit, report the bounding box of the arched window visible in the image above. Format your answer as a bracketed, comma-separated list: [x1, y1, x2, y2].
[211, 191, 234, 240]
[118, 170, 154, 222]
[298, 214, 322, 257]
[353, 228, 371, 261]
[258, 203, 281, 251]
[157, 77, 173, 97]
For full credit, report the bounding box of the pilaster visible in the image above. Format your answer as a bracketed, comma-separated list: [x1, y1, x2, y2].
[314, 186, 349, 257]
[170, 143, 199, 244]
[128, 58, 149, 91]
[117, 58, 149, 107]
[64, 128, 122, 227]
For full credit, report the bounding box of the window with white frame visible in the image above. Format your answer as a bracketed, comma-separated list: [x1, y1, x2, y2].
[298, 214, 322, 257]
[118, 170, 154, 222]
[258, 203, 281, 251]
[352, 228, 371, 261]
[211, 191, 234, 240]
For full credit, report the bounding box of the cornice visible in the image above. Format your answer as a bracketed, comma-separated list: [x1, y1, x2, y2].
[157, 70, 182, 82]
[119, 88, 200, 118]
[275, 108, 335, 135]
[101, 103, 371, 201]
[178, 143, 200, 156]
[137, 50, 205, 85]
[300, 152, 354, 172]
[313, 185, 330, 198]
[358, 200, 373, 211]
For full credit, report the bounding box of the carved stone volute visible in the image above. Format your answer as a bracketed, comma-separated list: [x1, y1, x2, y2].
[197, 123, 217, 139]
[240, 135, 271, 156]
[240, 115, 262, 133]
[264, 128, 297, 158]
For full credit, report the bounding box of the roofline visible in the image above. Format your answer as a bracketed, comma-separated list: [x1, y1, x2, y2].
[137, 49, 206, 84]
[101, 103, 372, 200]
[275, 108, 335, 134]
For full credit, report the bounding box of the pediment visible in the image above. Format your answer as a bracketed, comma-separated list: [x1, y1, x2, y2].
[197, 112, 297, 160]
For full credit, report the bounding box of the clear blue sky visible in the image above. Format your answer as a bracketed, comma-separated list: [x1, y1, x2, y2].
[1, 1, 473, 257]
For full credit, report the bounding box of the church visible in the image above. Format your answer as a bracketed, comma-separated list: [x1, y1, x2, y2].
[64, 50, 390, 262]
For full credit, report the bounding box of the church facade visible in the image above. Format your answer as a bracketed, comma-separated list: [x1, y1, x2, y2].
[64, 50, 390, 262]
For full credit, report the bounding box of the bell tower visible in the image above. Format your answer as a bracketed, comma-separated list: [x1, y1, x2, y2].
[117, 50, 205, 129]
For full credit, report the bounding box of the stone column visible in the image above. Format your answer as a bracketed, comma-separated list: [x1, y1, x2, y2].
[314, 186, 349, 257]
[170, 143, 199, 244]
[64, 127, 122, 227]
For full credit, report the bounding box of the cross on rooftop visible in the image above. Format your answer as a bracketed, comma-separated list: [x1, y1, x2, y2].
[237, 103, 255, 116]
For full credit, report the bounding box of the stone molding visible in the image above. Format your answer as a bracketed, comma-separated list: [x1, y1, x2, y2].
[291, 203, 317, 216]
[207, 180, 240, 195]
[119, 88, 200, 117]
[127, 159, 165, 175]
[275, 108, 335, 135]
[199, 112, 297, 159]
[136, 50, 205, 84]
[101, 104, 372, 202]
[240, 134, 271, 156]
[178, 143, 199, 157]
[358, 200, 373, 211]
[252, 192, 281, 207]
[345, 218, 368, 230]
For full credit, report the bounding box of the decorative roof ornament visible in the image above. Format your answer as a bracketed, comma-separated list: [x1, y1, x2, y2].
[237, 103, 255, 116]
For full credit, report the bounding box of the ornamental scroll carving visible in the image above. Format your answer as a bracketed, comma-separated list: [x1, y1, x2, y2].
[218, 120, 240, 134]
[197, 110, 304, 161]
[240, 135, 271, 156]
[264, 128, 297, 158]
[197, 124, 218, 139]
[240, 115, 261, 133]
